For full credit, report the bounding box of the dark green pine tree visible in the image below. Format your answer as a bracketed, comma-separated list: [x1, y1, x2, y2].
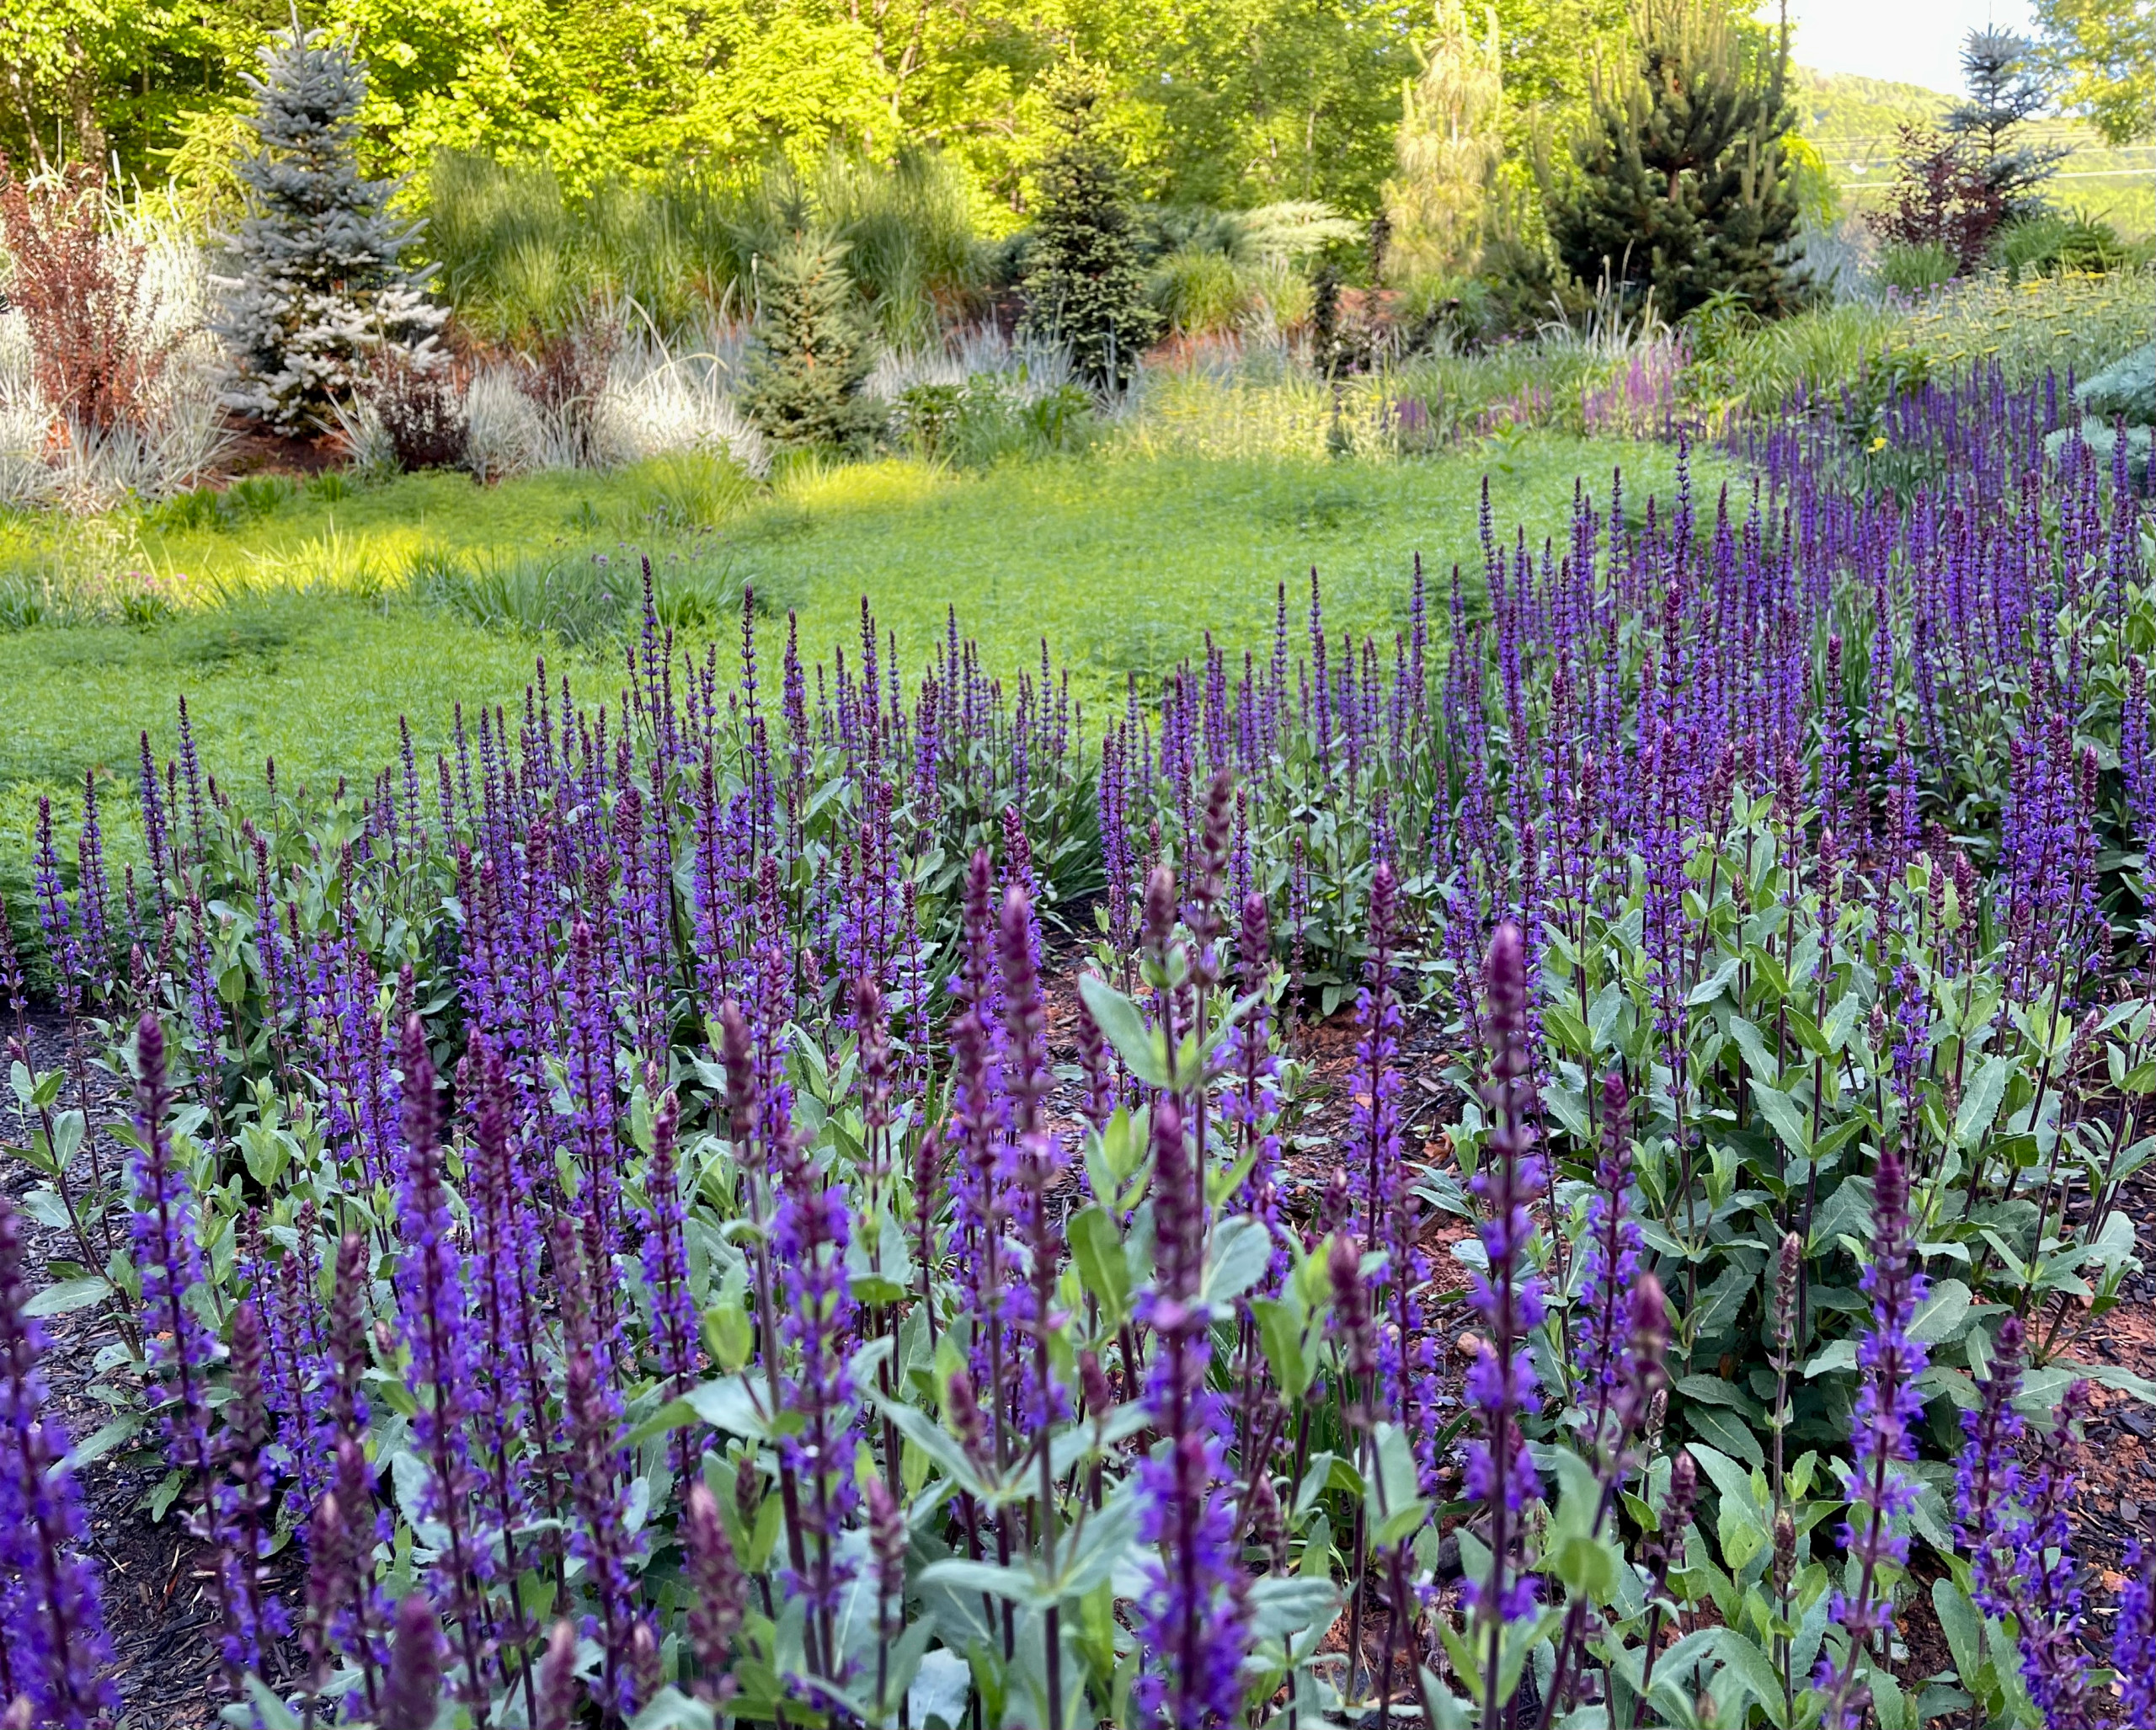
[738, 234, 886, 454]
[1022, 66, 1161, 393]
[1547, 0, 1806, 322]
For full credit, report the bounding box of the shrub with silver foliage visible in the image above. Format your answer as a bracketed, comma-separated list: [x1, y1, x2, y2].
[210, 22, 445, 433]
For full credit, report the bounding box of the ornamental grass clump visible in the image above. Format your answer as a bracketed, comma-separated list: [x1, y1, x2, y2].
[3, 367, 2154, 1726]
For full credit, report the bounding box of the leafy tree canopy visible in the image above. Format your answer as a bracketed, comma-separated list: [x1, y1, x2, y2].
[2031, 0, 2155, 145]
[0, 0, 1787, 248]
[0, 0, 1426, 219]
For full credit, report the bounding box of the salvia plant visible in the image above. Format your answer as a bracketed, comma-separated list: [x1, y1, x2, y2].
[3, 364, 2156, 1729]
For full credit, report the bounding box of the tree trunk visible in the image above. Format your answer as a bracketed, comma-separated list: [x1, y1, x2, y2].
[3, 61, 52, 174]
[65, 34, 106, 173]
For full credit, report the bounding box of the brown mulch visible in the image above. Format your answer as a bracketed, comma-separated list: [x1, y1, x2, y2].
[2066, 1266, 2156, 1576]
[218, 427, 348, 480]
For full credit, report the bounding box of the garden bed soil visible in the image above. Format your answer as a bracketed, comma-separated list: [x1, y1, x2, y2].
[219, 424, 350, 480]
[4, 1015, 271, 1729]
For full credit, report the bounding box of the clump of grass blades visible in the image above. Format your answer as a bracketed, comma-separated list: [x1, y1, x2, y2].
[410, 545, 638, 643]
[1684, 300, 1913, 417]
[614, 450, 759, 530]
[411, 542, 742, 644]
[423, 147, 988, 347]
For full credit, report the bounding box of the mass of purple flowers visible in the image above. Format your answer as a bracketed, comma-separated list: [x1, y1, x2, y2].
[2, 367, 2153, 1728]
[0, 1198, 118, 1729]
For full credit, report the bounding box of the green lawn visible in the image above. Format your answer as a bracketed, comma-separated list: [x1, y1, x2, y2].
[727, 441, 1704, 689]
[0, 433, 1705, 863]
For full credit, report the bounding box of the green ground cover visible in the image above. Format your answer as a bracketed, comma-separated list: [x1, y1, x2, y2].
[0, 433, 1701, 865]
[717, 440, 1700, 684]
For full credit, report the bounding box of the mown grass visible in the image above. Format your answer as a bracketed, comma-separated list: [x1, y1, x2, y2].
[721, 439, 1710, 687]
[0, 433, 1707, 877]
[0, 594, 611, 910]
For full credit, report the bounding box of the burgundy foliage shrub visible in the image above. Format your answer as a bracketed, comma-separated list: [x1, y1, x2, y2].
[0, 163, 175, 438]
[1869, 125, 2006, 273]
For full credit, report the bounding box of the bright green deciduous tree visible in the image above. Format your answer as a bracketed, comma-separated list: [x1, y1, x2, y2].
[0, 0, 1440, 224]
[1137, 0, 1416, 214]
[321, 0, 894, 192]
[2031, 0, 2154, 145]
[0, 0, 280, 179]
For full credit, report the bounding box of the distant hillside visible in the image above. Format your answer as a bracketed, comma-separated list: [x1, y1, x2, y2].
[1792, 68, 1950, 165]
[1793, 66, 2154, 236]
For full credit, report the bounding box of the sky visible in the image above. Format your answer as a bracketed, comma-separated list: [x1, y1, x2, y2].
[1767, 0, 2034, 93]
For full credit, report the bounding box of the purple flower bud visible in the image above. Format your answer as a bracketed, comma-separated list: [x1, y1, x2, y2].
[216, 1299, 290, 1672]
[0, 889, 27, 1026]
[1575, 1070, 1645, 1444]
[1461, 924, 1547, 1627]
[30, 797, 80, 1013]
[1074, 982, 1114, 1131]
[1643, 1450, 1696, 1594]
[867, 1476, 906, 1639]
[378, 1593, 444, 1730]
[943, 1366, 990, 1471]
[1079, 1350, 1113, 1422]
[1817, 1144, 1929, 1726]
[1956, 1313, 2027, 1617]
[638, 1089, 699, 1412]
[683, 1482, 744, 1702]
[1141, 865, 1176, 971]
[304, 1491, 352, 1693]
[129, 1012, 252, 1689]
[536, 1619, 582, 1730]
[2006, 1381, 2101, 1729]
[553, 1219, 648, 1717]
[391, 1015, 494, 1698]
[1134, 1428, 1250, 1727]
[1327, 1233, 1376, 1391]
[2119, 1541, 2155, 1730]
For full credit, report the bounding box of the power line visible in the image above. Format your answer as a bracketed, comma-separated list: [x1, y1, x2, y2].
[1806, 135, 2156, 152]
[1831, 167, 2156, 183]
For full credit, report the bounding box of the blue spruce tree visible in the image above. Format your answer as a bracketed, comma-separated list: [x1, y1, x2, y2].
[211, 23, 445, 432]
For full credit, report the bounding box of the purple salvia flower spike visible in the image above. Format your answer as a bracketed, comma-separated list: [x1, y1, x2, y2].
[378, 1592, 446, 1730]
[0, 1197, 120, 1727]
[1461, 922, 1549, 1665]
[1816, 1143, 1928, 1728]
[390, 1013, 495, 1707]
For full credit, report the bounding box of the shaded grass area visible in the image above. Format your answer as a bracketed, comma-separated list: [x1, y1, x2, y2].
[0, 434, 1702, 865]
